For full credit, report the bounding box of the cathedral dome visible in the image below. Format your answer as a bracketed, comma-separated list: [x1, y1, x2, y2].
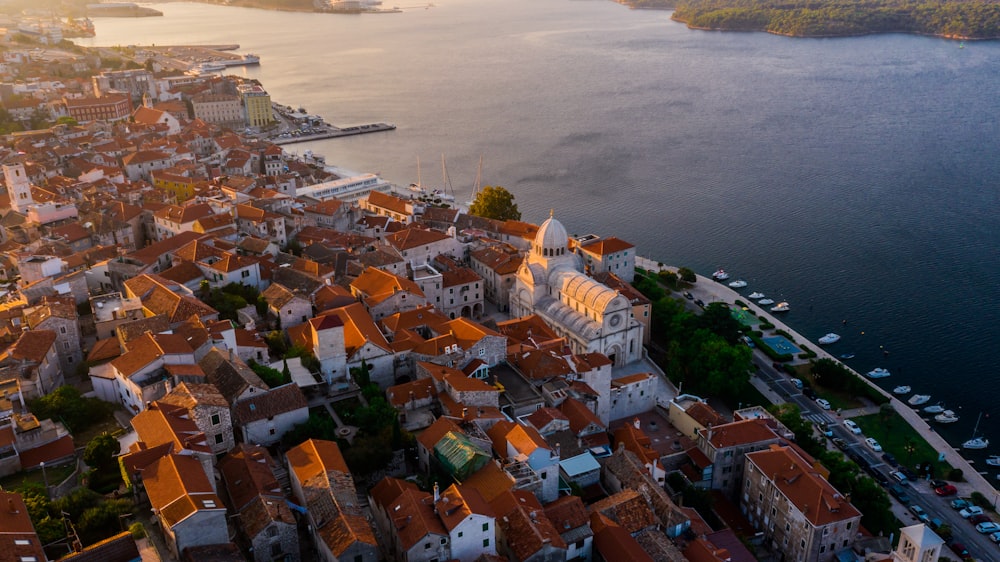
[535, 212, 568, 255]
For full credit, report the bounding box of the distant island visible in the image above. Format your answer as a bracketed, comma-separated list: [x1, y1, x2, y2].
[618, 0, 1000, 40]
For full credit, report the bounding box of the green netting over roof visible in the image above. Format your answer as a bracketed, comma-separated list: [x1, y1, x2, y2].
[434, 430, 490, 481]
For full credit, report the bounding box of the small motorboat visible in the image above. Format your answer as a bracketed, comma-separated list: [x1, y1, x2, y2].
[712, 269, 730, 281]
[986, 455, 1000, 467]
[770, 302, 790, 313]
[964, 437, 989, 450]
[908, 394, 931, 406]
[728, 279, 747, 288]
[818, 333, 841, 345]
[934, 410, 959, 424]
[923, 402, 946, 414]
[866, 368, 891, 379]
[748, 292, 765, 299]
[839, 353, 855, 359]
[893, 385, 911, 395]
[758, 298, 775, 306]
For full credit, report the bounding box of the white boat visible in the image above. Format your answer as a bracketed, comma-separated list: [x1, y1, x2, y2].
[770, 302, 790, 312]
[728, 279, 747, 288]
[758, 298, 775, 305]
[963, 413, 988, 450]
[866, 368, 891, 379]
[923, 402, 946, 414]
[934, 410, 959, 423]
[907, 394, 931, 406]
[748, 292, 765, 299]
[893, 385, 911, 395]
[712, 269, 730, 281]
[986, 455, 1000, 467]
[818, 333, 841, 345]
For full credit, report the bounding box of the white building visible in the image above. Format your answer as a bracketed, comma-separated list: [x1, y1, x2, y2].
[510, 213, 643, 367]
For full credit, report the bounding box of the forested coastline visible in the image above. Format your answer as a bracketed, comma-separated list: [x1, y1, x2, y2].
[621, 0, 1000, 39]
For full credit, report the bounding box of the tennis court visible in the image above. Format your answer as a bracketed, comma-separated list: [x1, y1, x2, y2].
[761, 335, 801, 355]
[731, 307, 761, 327]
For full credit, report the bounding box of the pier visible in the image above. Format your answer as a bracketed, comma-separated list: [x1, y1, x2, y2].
[270, 123, 396, 145]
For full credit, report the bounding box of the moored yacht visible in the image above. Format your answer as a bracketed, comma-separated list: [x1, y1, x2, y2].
[770, 302, 790, 312]
[728, 279, 748, 288]
[758, 298, 775, 306]
[818, 333, 840, 345]
[986, 455, 1000, 467]
[712, 269, 730, 281]
[907, 394, 931, 406]
[748, 292, 765, 299]
[934, 410, 959, 423]
[893, 385, 911, 395]
[923, 402, 946, 414]
[866, 368, 891, 379]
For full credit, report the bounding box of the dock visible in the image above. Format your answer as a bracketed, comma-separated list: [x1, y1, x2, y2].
[270, 123, 396, 145]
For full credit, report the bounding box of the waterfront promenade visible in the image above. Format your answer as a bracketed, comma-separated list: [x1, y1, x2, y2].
[635, 257, 1000, 503]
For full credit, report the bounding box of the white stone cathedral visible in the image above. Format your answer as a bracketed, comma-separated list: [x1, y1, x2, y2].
[510, 212, 643, 367]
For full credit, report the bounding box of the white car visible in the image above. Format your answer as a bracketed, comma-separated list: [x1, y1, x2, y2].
[815, 398, 831, 410]
[960, 506, 985, 518]
[843, 420, 862, 434]
[865, 437, 882, 452]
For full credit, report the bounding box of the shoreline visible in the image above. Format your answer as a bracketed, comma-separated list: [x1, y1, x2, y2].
[634, 256, 999, 501]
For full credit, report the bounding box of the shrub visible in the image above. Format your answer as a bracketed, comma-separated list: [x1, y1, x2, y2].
[734, 300, 747, 307]
[948, 468, 964, 482]
[129, 522, 146, 538]
[760, 322, 775, 330]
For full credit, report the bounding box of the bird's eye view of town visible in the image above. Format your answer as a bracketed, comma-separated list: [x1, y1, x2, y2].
[0, 0, 999, 561]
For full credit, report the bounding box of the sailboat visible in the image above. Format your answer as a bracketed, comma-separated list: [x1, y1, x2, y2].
[465, 154, 484, 208]
[432, 154, 456, 202]
[963, 412, 989, 450]
[408, 157, 426, 194]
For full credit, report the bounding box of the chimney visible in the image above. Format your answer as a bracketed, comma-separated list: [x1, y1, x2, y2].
[433, 482, 440, 503]
[8, 498, 17, 513]
[462, 407, 468, 418]
[633, 417, 640, 430]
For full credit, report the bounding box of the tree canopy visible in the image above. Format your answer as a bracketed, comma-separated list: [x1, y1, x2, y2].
[668, 0, 1000, 39]
[468, 185, 522, 221]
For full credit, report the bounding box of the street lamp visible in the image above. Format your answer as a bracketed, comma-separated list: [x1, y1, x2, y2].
[40, 461, 49, 498]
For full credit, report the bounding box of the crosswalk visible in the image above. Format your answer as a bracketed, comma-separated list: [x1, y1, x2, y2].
[804, 411, 835, 424]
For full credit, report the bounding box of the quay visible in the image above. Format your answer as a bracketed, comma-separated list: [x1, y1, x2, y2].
[634, 256, 1000, 504]
[270, 123, 396, 145]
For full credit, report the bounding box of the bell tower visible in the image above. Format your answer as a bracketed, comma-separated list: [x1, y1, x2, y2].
[3, 164, 33, 214]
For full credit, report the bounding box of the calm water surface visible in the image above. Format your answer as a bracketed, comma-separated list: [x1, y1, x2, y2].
[81, 0, 1000, 453]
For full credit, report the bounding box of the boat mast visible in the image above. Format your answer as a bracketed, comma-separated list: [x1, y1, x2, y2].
[441, 153, 454, 196]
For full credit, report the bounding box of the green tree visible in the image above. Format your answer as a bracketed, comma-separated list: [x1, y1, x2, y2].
[83, 433, 120, 472]
[468, 185, 521, 221]
[29, 386, 113, 433]
[677, 267, 696, 283]
[51, 488, 101, 521]
[77, 499, 134, 545]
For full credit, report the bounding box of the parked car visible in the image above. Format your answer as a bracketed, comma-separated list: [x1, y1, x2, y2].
[969, 514, 992, 525]
[843, 420, 862, 434]
[865, 437, 882, 452]
[790, 378, 803, 389]
[990, 531, 1000, 543]
[881, 452, 898, 467]
[935, 484, 958, 497]
[693, 298, 705, 307]
[949, 542, 969, 557]
[832, 438, 848, 450]
[951, 498, 971, 510]
[910, 504, 930, 522]
[802, 387, 816, 399]
[890, 471, 908, 484]
[960, 506, 984, 518]
[890, 485, 911, 504]
[976, 521, 1000, 534]
[816, 398, 831, 410]
[929, 518, 944, 530]
[683, 291, 694, 300]
[816, 423, 833, 438]
[930, 479, 947, 489]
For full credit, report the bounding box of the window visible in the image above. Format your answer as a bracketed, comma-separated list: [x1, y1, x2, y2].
[479, 348, 486, 356]
[212, 414, 221, 425]
[215, 433, 223, 444]
[268, 527, 278, 537]
[482, 523, 489, 532]
[458, 532, 463, 538]
[269, 428, 276, 435]
[424, 542, 431, 549]
[270, 543, 282, 557]
[483, 539, 490, 548]
[60, 327, 66, 334]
